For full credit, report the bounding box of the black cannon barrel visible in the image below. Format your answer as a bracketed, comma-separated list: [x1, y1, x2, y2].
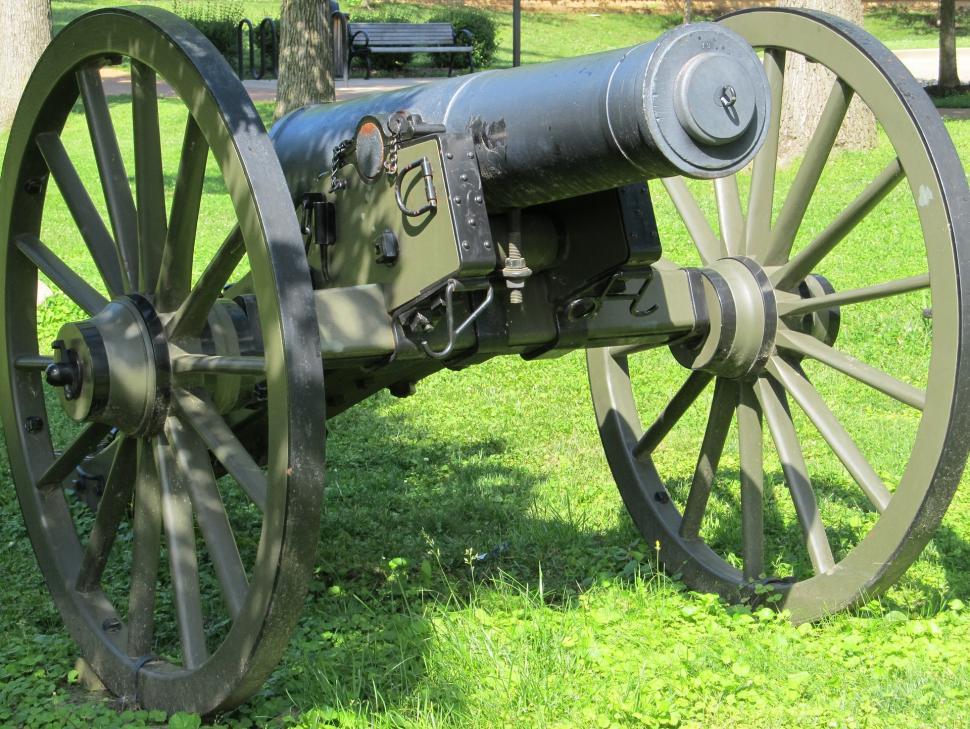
[271, 22, 770, 209]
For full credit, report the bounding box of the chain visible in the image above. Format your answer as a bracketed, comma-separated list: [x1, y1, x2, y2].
[384, 129, 402, 175]
[329, 139, 352, 193]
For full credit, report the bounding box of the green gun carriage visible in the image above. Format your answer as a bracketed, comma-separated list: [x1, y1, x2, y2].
[1, 5, 968, 713]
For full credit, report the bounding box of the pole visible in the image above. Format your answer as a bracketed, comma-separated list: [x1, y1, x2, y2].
[512, 0, 521, 67]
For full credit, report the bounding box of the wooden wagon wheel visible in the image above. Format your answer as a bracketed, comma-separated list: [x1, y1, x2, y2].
[0, 8, 325, 712]
[588, 8, 970, 622]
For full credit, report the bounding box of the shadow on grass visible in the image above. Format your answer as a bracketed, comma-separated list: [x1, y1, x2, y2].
[255, 395, 969, 720]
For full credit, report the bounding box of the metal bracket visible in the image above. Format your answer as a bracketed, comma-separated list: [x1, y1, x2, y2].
[419, 279, 495, 359]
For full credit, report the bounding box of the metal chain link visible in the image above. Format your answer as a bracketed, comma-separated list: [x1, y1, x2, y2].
[329, 139, 352, 193]
[383, 130, 402, 175]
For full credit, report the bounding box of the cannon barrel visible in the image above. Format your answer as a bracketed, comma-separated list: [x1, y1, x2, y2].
[271, 22, 770, 209]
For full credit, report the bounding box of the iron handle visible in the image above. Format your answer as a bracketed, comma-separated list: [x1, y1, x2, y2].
[394, 157, 438, 217]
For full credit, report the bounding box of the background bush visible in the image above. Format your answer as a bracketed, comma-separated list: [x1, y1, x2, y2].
[173, 0, 245, 55]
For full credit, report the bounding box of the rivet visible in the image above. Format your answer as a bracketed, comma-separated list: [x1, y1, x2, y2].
[467, 217, 476, 227]
[453, 196, 461, 204]
[446, 152, 454, 159]
[466, 151, 474, 159]
[24, 416, 43, 434]
[461, 240, 470, 249]
[460, 173, 468, 182]
[474, 195, 483, 204]
[484, 240, 491, 248]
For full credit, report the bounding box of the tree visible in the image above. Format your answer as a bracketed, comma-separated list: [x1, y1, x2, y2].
[777, 0, 875, 162]
[0, 0, 52, 130]
[939, 0, 959, 91]
[275, 0, 335, 120]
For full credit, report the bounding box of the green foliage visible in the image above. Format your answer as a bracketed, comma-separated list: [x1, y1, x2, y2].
[172, 0, 246, 55]
[427, 7, 498, 70]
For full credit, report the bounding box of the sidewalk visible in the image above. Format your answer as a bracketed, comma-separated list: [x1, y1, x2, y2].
[99, 67, 435, 103]
[99, 48, 970, 118]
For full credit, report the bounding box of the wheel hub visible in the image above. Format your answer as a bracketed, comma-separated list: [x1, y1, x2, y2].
[47, 294, 169, 436]
[672, 256, 777, 378]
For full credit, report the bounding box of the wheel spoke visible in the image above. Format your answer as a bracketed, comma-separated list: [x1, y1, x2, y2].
[745, 48, 785, 259]
[776, 329, 925, 410]
[167, 415, 248, 620]
[155, 428, 209, 669]
[36, 422, 112, 492]
[680, 378, 736, 539]
[168, 226, 246, 339]
[777, 273, 929, 318]
[128, 438, 162, 657]
[15, 234, 109, 316]
[662, 177, 721, 264]
[77, 66, 138, 291]
[155, 116, 209, 313]
[714, 176, 744, 257]
[737, 383, 764, 581]
[773, 158, 904, 290]
[171, 354, 267, 377]
[132, 60, 167, 292]
[769, 356, 891, 512]
[756, 376, 836, 575]
[764, 79, 853, 265]
[172, 388, 268, 512]
[35, 132, 126, 297]
[76, 437, 136, 592]
[633, 371, 714, 460]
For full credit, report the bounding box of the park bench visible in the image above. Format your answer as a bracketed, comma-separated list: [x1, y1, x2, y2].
[347, 22, 475, 79]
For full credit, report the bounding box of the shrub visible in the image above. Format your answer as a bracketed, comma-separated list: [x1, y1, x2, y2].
[173, 0, 245, 55]
[427, 8, 497, 70]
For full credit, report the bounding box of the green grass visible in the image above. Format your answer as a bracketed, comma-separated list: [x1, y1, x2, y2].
[6, 8, 970, 727]
[2, 92, 970, 727]
[51, 1, 969, 66]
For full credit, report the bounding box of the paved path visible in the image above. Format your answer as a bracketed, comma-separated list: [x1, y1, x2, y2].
[100, 48, 969, 116]
[893, 47, 970, 84]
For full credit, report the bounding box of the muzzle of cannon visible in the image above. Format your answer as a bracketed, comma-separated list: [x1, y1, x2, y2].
[1, 5, 969, 715]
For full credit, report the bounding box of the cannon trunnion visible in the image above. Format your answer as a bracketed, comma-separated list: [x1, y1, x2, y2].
[2, 5, 970, 714]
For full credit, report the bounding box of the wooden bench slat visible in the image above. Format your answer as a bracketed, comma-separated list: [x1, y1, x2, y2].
[360, 46, 473, 53]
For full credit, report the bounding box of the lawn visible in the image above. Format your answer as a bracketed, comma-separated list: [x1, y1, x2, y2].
[2, 6, 970, 729]
[50, 1, 970, 67]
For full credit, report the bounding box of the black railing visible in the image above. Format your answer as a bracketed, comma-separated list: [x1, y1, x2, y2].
[235, 18, 279, 80]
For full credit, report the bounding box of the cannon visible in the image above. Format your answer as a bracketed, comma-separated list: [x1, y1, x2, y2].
[1, 5, 968, 714]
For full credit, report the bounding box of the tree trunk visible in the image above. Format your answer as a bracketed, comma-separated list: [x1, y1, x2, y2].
[275, 0, 335, 120]
[0, 0, 52, 131]
[939, 0, 960, 90]
[777, 0, 875, 163]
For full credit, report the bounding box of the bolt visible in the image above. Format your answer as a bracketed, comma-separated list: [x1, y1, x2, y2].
[102, 617, 122, 633]
[719, 85, 737, 108]
[24, 416, 43, 434]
